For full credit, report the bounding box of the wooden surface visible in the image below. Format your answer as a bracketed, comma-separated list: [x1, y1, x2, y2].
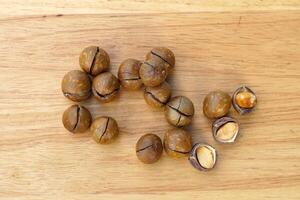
[1, 1, 300, 200]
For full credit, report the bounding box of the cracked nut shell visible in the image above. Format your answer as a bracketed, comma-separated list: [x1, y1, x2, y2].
[139, 58, 168, 87]
[145, 47, 175, 73]
[144, 82, 171, 109]
[92, 72, 120, 103]
[164, 128, 192, 158]
[118, 58, 143, 90]
[164, 96, 194, 127]
[189, 143, 217, 171]
[136, 134, 163, 164]
[61, 70, 92, 102]
[232, 86, 257, 114]
[79, 46, 110, 76]
[62, 105, 92, 133]
[212, 117, 239, 143]
[91, 116, 119, 144]
[203, 90, 231, 119]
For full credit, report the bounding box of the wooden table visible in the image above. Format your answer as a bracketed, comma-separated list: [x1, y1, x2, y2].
[1, 1, 300, 199]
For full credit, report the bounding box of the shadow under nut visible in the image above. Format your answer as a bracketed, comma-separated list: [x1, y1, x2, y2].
[92, 72, 120, 103]
[61, 70, 92, 102]
[79, 46, 110, 76]
[164, 96, 194, 127]
[91, 116, 119, 144]
[62, 105, 92, 133]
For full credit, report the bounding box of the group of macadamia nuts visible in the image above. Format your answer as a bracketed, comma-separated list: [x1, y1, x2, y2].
[61, 46, 257, 172]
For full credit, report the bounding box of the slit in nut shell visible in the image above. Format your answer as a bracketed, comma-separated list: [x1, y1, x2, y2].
[212, 117, 240, 143]
[189, 143, 217, 171]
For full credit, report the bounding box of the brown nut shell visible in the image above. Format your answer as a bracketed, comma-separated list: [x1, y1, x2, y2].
[189, 143, 217, 171]
[203, 90, 231, 119]
[165, 96, 194, 127]
[61, 70, 91, 102]
[164, 128, 192, 158]
[118, 58, 143, 90]
[139, 57, 168, 87]
[144, 82, 172, 109]
[136, 134, 163, 164]
[232, 86, 257, 115]
[91, 116, 119, 144]
[212, 117, 240, 143]
[79, 46, 110, 76]
[62, 105, 92, 133]
[92, 72, 120, 103]
[146, 47, 175, 72]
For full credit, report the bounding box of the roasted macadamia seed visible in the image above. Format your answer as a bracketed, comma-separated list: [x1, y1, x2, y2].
[139, 58, 168, 87]
[212, 117, 239, 143]
[118, 58, 143, 90]
[91, 116, 119, 144]
[92, 72, 120, 103]
[145, 47, 175, 72]
[136, 134, 163, 164]
[189, 143, 217, 171]
[233, 86, 257, 114]
[79, 46, 110, 76]
[139, 47, 175, 87]
[144, 82, 172, 109]
[61, 70, 91, 102]
[203, 90, 231, 119]
[164, 128, 192, 158]
[165, 96, 194, 127]
[62, 105, 92, 133]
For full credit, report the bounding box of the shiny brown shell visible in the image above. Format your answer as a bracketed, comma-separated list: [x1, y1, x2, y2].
[164, 128, 192, 158]
[61, 70, 91, 102]
[62, 105, 92, 133]
[91, 116, 119, 144]
[79, 46, 110, 76]
[164, 96, 194, 127]
[118, 58, 143, 90]
[92, 72, 120, 103]
[136, 134, 163, 164]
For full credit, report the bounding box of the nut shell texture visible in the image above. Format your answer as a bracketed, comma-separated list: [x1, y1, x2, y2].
[118, 58, 143, 90]
[91, 116, 119, 144]
[92, 72, 120, 103]
[79, 46, 110, 76]
[144, 82, 171, 109]
[136, 134, 163, 164]
[61, 70, 91, 102]
[62, 105, 92, 133]
[203, 90, 231, 119]
[164, 128, 192, 158]
[139, 57, 168, 87]
[165, 96, 194, 127]
[146, 47, 175, 72]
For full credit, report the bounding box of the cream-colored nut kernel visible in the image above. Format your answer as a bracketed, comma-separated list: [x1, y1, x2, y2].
[196, 145, 216, 169]
[212, 117, 240, 144]
[236, 91, 257, 109]
[216, 122, 239, 142]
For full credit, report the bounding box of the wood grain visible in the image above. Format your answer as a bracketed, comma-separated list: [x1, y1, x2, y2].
[0, 0, 300, 18]
[0, 8, 300, 200]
